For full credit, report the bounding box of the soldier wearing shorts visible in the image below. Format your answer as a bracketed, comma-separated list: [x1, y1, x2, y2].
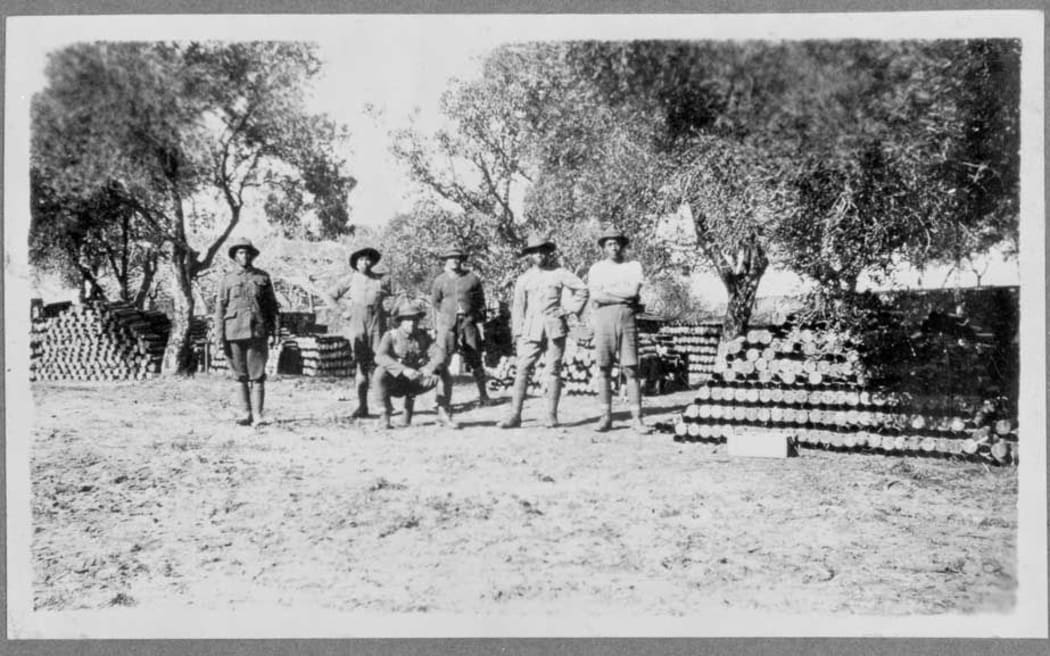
[325, 244, 394, 419]
[498, 233, 589, 429]
[588, 227, 651, 434]
[372, 299, 459, 430]
[213, 237, 280, 426]
[430, 244, 492, 407]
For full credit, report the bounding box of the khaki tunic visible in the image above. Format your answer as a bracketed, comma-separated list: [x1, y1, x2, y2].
[328, 271, 394, 363]
[214, 267, 279, 341]
[510, 267, 589, 341]
[213, 266, 279, 381]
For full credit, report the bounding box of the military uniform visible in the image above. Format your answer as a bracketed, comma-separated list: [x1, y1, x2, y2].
[213, 237, 279, 426]
[499, 234, 589, 429]
[214, 265, 280, 381]
[328, 269, 394, 366]
[372, 300, 458, 429]
[430, 246, 491, 405]
[588, 227, 651, 434]
[587, 258, 645, 369]
[327, 245, 394, 418]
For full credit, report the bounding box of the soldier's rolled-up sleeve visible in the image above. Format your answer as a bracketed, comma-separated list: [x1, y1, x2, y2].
[261, 276, 280, 336]
[374, 331, 404, 376]
[431, 276, 445, 328]
[423, 332, 446, 376]
[379, 277, 396, 313]
[510, 277, 526, 339]
[213, 281, 228, 344]
[561, 270, 590, 315]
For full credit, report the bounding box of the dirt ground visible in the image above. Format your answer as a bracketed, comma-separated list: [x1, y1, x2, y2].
[28, 374, 1018, 619]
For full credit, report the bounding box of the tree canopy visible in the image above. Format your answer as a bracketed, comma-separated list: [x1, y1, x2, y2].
[32, 41, 357, 373]
[390, 39, 1020, 334]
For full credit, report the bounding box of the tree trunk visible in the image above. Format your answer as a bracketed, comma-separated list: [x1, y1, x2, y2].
[132, 250, 159, 309]
[162, 247, 197, 376]
[77, 263, 107, 303]
[722, 272, 761, 338]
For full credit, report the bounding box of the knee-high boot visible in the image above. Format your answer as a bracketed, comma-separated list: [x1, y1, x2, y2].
[251, 380, 269, 426]
[473, 366, 492, 405]
[544, 376, 562, 428]
[498, 371, 529, 429]
[626, 375, 651, 434]
[235, 381, 252, 426]
[351, 371, 370, 419]
[594, 374, 613, 432]
[401, 396, 415, 427]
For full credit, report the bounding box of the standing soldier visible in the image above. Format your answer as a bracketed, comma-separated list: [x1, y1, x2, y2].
[588, 227, 652, 434]
[498, 233, 589, 429]
[373, 299, 459, 430]
[431, 244, 493, 408]
[213, 237, 280, 426]
[324, 244, 394, 418]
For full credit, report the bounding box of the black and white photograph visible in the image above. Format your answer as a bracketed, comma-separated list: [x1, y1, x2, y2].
[3, 9, 1046, 641]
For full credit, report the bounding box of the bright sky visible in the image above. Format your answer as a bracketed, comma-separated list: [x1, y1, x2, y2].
[8, 11, 1042, 230]
[9, 16, 507, 226]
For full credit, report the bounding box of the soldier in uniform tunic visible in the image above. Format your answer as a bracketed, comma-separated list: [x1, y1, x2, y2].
[324, 245, 394, 418]
[372, 299, 459, 430]
[213, 237, 280, 426]
[430, 245, 492, 408]
[588, 227, 651, 434]
[498, 233, 589, 429]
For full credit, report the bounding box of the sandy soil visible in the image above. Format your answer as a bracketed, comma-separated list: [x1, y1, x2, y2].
[29, 374, 1017, 617]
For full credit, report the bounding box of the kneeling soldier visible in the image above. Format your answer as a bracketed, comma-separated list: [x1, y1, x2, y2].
[214, 237, 280, 426]
[373, 299, 460, 430]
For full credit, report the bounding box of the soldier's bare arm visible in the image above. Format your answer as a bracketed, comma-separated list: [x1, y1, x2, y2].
[431, 275, 444, 329]
[374, 331, 405, 377]
[213, 279, 228, 351]
[510, 276, 526, 341]
[561, 269, 590, 317]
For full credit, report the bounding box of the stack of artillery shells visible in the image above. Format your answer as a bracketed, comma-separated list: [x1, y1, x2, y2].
[30, 301, 170, 381]
[286, 335, 352, 377]
[656, 323, 722, 387]
[277, 311, 318, 338]
[487, 339, 648, 397]
[669, 383, 1018, 464]
[486, 350, 616, 396]
[713, 325, 864, 387]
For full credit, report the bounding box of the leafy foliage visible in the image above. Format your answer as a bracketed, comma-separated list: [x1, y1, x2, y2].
[31, 41, 357, 373]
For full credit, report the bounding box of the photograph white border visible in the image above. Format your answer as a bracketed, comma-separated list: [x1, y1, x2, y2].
[4, 10, 1046, 639]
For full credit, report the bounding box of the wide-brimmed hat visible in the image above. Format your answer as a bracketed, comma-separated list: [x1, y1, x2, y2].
[520, 233, 556, 257]
[227, 237, 260, 260]
[438, 245, 468, 260]
[597, 227, 629, 248]
[392, 299, 427, 320]
[349, 245, 382, 269]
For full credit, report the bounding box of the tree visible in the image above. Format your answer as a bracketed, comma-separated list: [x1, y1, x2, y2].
[32, 41, 356, 374]
[390, 44, 680, 303]
[772, 40, 1020, 309]
[31, 167, 159, 304]
[388, 45, 547, 254]
[391, 39, 1019, 335]
[561, 39, 1020, 331]
[664, 136, 802, 335]
[380, 202, 523, 302]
